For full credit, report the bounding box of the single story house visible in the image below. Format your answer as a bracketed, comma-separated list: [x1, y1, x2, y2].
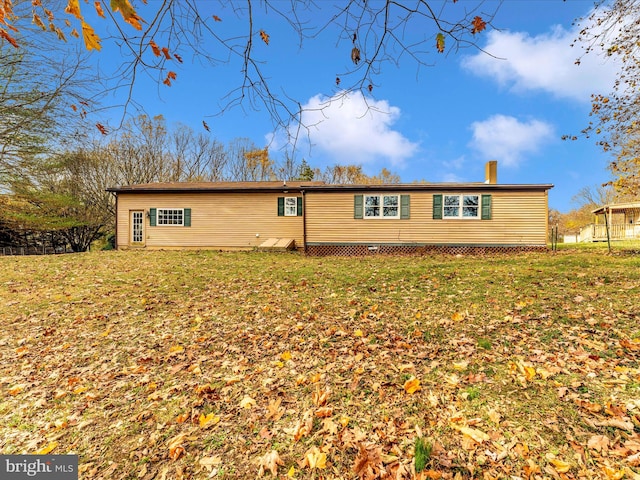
[578, 201, 640, 242]
[106, 161, 553, 255]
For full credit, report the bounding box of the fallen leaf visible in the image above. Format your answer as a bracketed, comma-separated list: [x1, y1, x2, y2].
[199, 456, 221, 472]
[240, 395, 257, 409]
[257, 450, 283, 477]
[199, 412, 220, 428]
[303, 446, 327, 470]
[404, 377, 421, 394]
[36, 441, 58, 454]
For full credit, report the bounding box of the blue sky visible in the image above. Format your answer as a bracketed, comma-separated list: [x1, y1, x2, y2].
[87, 1, 622, 213]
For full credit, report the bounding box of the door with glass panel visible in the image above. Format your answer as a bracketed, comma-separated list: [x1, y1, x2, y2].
[130, 210, 145, 245]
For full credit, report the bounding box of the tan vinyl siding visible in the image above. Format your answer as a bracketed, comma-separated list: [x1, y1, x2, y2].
[305, 191, 548, 246]
[116, 192, 303, 249]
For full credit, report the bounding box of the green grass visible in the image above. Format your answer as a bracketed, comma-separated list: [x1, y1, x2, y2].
[0, 249, 639, 479]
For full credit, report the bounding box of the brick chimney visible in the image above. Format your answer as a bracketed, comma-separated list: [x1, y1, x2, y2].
[485, 160, 497, 184]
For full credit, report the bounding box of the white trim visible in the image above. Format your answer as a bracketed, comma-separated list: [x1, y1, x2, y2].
[284, 197, 297, 216]
[130, 210, 144, 243]
[157, 208, 185, 226]
[363, 194, 400, 219]
[443, 194, 480, 219]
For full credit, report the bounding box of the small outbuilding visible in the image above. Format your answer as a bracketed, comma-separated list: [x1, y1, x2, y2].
[579, 201, 640, 242]
[106, 161, 553, 255]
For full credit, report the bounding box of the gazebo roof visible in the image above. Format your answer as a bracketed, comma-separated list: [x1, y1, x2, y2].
[592, 201, 640, 215]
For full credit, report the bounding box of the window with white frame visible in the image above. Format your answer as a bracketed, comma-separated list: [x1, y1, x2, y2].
[284, 197, 297, 216]
[157, 208, 184, 225]
[443, 195, 480, 218]
[364, 195, 400, 218]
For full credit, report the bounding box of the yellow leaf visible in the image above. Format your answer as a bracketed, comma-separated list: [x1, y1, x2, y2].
[523, 365, 536, 381]
[453, 360, 468, 371]
[8, 385, 24, 396]
[111, 0, 143, 30]
[36, 441, 58, 455]
[451, 311, 465, 321]
[354, 329, 364, 337]
[280, 351, 292, 361]
[451, 424, 490, 443]
[81, 20, 101, 51]
[303, 446, 327, 470]
[240, 395, 257, 409]
[169, 345, 184, 353]
[550, 458, 572, 473]
[65, 0, 82, 20]
[602, 466, 625, 480]
[287, 465, 296, 477]
[404, 377, 421, 394]
[199, 412, 220, 428]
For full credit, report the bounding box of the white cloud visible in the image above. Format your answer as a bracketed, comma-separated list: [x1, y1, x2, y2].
[462, 25, 619, 102]
[295, 91, 419, 166]
[470, 115, 554, 167]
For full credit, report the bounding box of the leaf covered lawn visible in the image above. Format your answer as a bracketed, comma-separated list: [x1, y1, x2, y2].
[1, 250, 640, 479]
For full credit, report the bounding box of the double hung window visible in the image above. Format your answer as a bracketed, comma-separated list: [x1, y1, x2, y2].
[364, 195, 400, 219]
[443, 195, 479, 218]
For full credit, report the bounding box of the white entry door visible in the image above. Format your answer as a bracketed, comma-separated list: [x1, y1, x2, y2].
[130, 210, 145, 245]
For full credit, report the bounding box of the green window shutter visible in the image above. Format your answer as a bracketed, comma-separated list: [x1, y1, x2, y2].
[432, 195, 443, 220]
[297, 197, 303, 216]
[354, 195, 363, 219]
[400, 195, 410, 219]
[277, 197, 284, 216]
[184, 208, 191, 227]
[149, 208, 156, 226]
[481, 195, 492, 220]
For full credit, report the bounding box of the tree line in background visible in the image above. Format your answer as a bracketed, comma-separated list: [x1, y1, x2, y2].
[0, 114, 401, 252]
[2, 1, 640, 252]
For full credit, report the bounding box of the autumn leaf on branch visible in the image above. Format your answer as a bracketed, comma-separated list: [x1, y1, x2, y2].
[1, 28, 19, 48]
[213, 15, 222, 22]
[150, 39, 161, 57]
[163, 71, 177, 86]
[96, 123, 108, 135]
[161, 47, 171, 60]
[32, 13, 46, 30]
[110, 0, 142, 30]
[81, 20, 101, 51]
[471, 16, 486, 34]
[202, 121, 210, 132]
[259, 29, 269, 45]
[94, 1, 105, 18]
[65, 0, 82, 20]
[351, 46, 361, 64]
[436, 33, 445, 53]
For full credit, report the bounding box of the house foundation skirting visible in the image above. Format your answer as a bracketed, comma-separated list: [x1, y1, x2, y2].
[304, 244, 547, 257]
